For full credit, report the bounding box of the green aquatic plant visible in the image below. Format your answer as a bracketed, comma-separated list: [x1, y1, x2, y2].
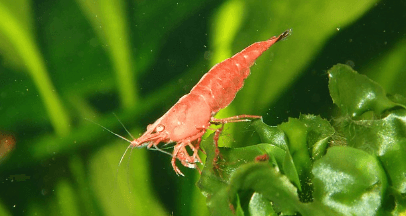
[198, 64, 406, 216]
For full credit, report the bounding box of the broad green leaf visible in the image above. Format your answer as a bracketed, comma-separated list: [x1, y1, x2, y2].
[312, 146, 387, 216]
[0, 0, 70, 136]
[197, 139, 302, 216]
[89, 140, 167, 216]
[299, 114, 334, 161]
[210, 0, 245, 62]
[197, 133, 231, 215]
[251, 120, 288, 151]
[278, 118, 312, 181]
[251, 120, 300, 190]
[328, 64, 405, 119]
[337, 112, 406, 195]
[227, 163, 300, 215]
[329, 64, 406, 195]
[69, 155, 97, 215]
[252, 116, 335, 195]
[75, 0, 138, 109]
[55, 180, 80, 216]
[248, 192, 276, 216]
[0, 0, 31, 69]
[198, 132, 334, 215]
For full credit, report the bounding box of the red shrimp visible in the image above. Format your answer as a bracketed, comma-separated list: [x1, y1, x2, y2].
[131, 29, 291, 175]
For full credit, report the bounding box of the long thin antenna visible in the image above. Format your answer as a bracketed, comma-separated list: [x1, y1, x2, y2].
[112, 112, 135, 140]
[151, 145, 173, 157]
[84, 118, 132, 143]
[116, 144, 133, 183]
[119, 144, 133, 167]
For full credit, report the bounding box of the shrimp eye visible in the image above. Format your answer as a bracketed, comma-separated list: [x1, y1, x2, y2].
[156, 125, 165, 132]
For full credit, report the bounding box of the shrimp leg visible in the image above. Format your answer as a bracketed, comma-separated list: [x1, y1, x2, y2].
[210, 115, 262, 125]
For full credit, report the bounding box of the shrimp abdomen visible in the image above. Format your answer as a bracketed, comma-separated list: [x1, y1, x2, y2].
[190, 34, 286, 113]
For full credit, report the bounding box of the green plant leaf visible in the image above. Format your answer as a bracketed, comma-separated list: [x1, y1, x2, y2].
[248, 192, 276, 216]
[0, 0, 70, 136]
[252, 115, 335, 199]
[328, 64, 405, 119]
[199, 64, 406, 215]
[329, 64, 406, 196]
[75, 0, 140, 110]
[197, 134, 302, 216]
[312, 146, 387, 216]
[89, 140, 167, 215]
[198, 131, 335, 215]
[54, 180, 80, 216]
[278, 118, 312, 193]
[251, 120, 300, 191]
[299, 114, 334, 161]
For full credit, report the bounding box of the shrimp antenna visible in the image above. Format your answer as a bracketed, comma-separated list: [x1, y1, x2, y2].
[151, 145, 173, 157]
[113, 112, 135, 140]
[84, 118, 132, 143]
[115, 144, 135, 192]
[119, 144, 133, 167]
[85, 117, 135, 181]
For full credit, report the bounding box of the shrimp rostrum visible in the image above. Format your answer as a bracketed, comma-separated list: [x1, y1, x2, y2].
[132, 30, 291, 175]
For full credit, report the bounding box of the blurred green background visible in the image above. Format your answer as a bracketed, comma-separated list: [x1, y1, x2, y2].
[0, 0, 405, 215]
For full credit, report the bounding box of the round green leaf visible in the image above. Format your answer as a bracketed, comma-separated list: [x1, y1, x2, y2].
[312, 146, 387, 216]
